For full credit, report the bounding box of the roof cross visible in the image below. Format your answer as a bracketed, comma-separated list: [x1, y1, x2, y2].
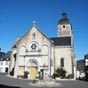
[32, 20, 36, 27]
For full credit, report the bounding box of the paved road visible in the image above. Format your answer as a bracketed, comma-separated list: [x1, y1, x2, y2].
[0, 73, 88, 88]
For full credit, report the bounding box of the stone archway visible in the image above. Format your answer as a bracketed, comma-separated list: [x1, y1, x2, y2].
[28, 59, 38, 79]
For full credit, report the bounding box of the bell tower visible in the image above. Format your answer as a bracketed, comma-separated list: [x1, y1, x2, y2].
[58, 12, 74, 47]
[58, 13, 72, 37]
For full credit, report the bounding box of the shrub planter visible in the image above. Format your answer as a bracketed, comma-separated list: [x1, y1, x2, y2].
[24, 71, 29, 78]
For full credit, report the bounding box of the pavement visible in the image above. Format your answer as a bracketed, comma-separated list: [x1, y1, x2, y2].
[0, 73, 88, 88]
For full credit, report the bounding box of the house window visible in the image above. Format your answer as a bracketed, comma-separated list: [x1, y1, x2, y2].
[7, 58, 8, 60]
[60, 58, 64, 67]
[0, 68, 3, 72]
[86, 60, 88, 66]
[0, 61, 3, 65]
[6, 61, 9, 65]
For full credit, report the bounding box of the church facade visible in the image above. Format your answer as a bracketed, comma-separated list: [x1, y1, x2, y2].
[9, 13, 76, 79]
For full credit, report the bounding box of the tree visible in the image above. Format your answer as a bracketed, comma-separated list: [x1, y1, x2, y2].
[56, 68, 67, 78]
[53, 67, 67, 78]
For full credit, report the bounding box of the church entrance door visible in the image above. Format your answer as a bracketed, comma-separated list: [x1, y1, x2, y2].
[30, 67, 37, 79]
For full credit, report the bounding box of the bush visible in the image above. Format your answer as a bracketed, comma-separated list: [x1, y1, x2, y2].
[53, 73, 60, 79]
[24, 71, 29, 78]
[56, 68, 67, 78]
[66, 74, 74, 79]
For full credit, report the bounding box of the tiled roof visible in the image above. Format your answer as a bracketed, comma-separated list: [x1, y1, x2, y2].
[50, 37, 71, 46]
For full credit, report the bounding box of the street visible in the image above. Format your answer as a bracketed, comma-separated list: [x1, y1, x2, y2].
[0, 73, 88, 88]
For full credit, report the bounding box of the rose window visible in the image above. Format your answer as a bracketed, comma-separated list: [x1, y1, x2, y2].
[31, 44, 37, 50]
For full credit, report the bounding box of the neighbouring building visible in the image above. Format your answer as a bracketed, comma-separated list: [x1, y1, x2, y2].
[77, 59, 85, 79]
[9, 13, 76, 79]
[0, 51, 11, 73]
[77, 54, 88, 80]
[84, 54, 88, 79]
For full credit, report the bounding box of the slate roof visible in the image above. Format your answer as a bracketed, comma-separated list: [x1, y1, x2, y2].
[50, 37, 71, 46]
[85, 54, 88, 59]
[0, 52, 5, 57]
[0, 51, 11, 61]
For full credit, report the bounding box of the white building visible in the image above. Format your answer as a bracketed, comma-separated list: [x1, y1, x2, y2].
[9, 13, 76, 79]
[0, 52, 10, 73]
[84, 54, 88, 79]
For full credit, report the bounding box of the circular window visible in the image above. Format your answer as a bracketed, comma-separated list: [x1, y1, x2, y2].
[63, 25, 65, 28]
[31, 44, 37, 50]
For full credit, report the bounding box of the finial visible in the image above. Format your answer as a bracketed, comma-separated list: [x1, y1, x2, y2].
[32, 20, 36, 27]
[62, 12, 67, 19]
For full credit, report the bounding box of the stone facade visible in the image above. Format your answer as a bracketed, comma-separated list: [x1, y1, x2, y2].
[9, 13, 76, 79]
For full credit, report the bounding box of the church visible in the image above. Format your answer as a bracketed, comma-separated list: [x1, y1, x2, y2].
[9, 13, 76, 79]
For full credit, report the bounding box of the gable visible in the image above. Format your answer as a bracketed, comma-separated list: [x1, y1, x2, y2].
[13, 26, 53, 47]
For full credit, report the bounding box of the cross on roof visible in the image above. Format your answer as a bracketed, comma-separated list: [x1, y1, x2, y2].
[32, 20, 36, 27]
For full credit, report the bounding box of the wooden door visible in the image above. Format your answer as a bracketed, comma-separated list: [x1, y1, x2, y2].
[30, 67, 37, 79]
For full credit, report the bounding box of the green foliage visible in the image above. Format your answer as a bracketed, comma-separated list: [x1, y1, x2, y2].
[53, 67, 67, 78]
[66, 74, 74, 79]
[53, 73, 60, 79]
[24, 71, 29, 76]
[24, 71, 29, 78]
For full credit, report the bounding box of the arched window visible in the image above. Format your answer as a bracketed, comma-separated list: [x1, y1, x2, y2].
[60, 58, 64, 67]
[13, 53, 17, 62]
[32, 33, 36, 39]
